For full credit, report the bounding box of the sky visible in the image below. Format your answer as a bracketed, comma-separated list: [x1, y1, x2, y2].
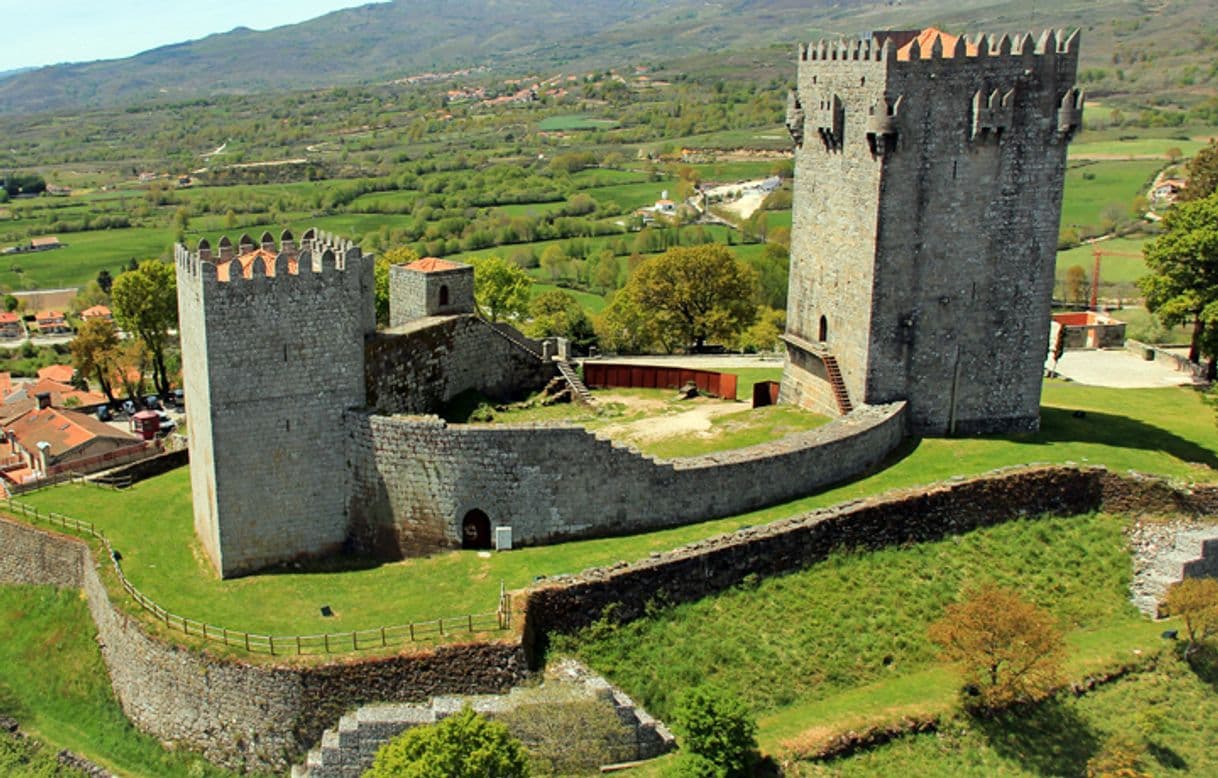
[0, 0, 382, 72]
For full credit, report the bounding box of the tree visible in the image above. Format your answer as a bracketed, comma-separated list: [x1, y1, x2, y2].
[473, 255, 531, 322]
[71, 280, 110, 314]
[526, 289, 595, 349]
[110, 260, 178, 396]
[96, 269, 113, 294]
[1181, 139, 1218, 201]
[375, 246, 420, 327]
[928, 582, 1066, 710]
[3, 295, 17, 313]
[1162, 577, 1218, 661]
[70, 319, 119, 403]
[111, 338, 150, 400]
[1139, 194, 1218, 375]
[1064, 264, 1089, 304]
[539, 244, 567, 282]
[667, 686, 758, 778]
[623, 245, 758, 351]
[365, 708, 529, 778]
[1086, 734, 1151, 778]
[747, 243, 789, 310]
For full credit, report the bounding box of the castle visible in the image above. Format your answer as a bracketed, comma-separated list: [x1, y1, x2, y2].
[175, 28, 1079, 578]
[781, 28, 1081, 434]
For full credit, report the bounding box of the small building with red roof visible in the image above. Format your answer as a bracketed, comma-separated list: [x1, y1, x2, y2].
[0, 311, 22, 339]
[388, 257, 475, 327]
[2, 397, 141, 483]
[37, 364, 76, 384]
[32, 310, 70, 335]
[80, 305, 113, 322]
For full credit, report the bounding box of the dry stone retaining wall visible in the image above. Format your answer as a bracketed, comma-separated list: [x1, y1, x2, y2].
[4, 465, 1218, 772]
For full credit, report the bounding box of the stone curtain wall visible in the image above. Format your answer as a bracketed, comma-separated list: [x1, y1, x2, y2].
[365, 315, 557, 416]
[346, 403, 906, 556]
[0, 516, 526, 773]
[3, 466, 1218, 772]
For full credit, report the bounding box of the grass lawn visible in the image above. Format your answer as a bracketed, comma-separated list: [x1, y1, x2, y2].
[580, 180, 679, 211]
[1061, 159, 1163, 233]
[0, 585, 249, 777]
[529, 282, 607, 313]
[568, 168, 649, 187]
[13, 381, 1218, 647]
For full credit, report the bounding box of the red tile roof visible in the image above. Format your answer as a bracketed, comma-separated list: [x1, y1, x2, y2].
[35, 310, 65, 322]
[896, 28, 979, 61]
[6, 407, 135, 458]
[80, 305, 112, 319]
[37, 364, 75, 384]
[0, 312, 19, 324]
[404, 257, 462, 273]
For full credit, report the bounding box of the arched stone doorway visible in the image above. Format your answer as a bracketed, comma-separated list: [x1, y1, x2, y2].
[818, 315, 828, 342]
[461, 509, 491, 550]
[439, 284, 450, 307]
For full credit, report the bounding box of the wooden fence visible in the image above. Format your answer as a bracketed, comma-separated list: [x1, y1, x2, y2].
[1, 497, 510, 656]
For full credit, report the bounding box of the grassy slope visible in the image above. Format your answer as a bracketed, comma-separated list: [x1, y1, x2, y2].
[0, 585, 247, 777]
[1060, 159, 1163, 232]
[800, 653, 1218, 776]
[15, 381, 1218, 640]
[551, 513, 1143, 720]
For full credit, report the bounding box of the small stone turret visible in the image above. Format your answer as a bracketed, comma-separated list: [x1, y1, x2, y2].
[388, 257, 475, 328]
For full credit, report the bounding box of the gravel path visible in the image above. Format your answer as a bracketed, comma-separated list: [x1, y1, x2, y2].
[1127, 518, 1218, 616]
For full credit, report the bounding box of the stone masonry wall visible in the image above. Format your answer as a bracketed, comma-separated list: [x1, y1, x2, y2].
[176, 236, 375, 577]
[4, 466, 1218, 772]
[345, 403, 906, 557]
[365, 315, 557, 416]
[520, 465, 1218, 656]
[0, 515, 526, 773]
[388, 264, 475, 327]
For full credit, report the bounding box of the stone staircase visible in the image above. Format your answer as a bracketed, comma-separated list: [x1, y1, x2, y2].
[1131, 524, 1218, 617]
[821, 354, 853, 414]
[292, 661, 673, 777]
[476, 318, 545, 361]
[556, 360, 592, 404]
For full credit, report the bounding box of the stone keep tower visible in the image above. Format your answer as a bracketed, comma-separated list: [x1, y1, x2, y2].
[781, 28, 1082, 435]
[175, 229, 375, 578]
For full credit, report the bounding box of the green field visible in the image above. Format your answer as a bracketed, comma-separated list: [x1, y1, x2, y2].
[1056, 237, 1149, 285]
[0, 585, 248, 777]
[530, 282, 607, 313]
[1061, 160, 1163, 234]
[0, 227, 174, 291]
[538, 115, 619, 131]
[1069, 136, 1208, 159]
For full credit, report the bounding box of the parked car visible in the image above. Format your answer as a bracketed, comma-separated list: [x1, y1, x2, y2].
[121, 399, 136, 416]
[144, 394, 161, 410]
[96, 406, 112, 422]
[171, 389, 185, 408]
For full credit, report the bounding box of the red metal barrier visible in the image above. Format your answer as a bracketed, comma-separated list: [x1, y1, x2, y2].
[584, 363, 738, 400]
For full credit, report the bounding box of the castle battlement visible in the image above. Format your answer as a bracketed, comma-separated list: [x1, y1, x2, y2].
[799, 28, 1079, 64]
[175, 227, 365, 286]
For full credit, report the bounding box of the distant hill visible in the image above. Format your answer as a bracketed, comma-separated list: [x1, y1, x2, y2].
[0, 66, 36, 82]
[0, 0, 1214, 115]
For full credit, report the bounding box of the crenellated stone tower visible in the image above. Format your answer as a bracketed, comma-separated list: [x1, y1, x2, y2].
[175, 229, 374, 577]
[780, 28, 1082, 435]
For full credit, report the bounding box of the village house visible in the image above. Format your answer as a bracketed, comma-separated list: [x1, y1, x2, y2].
[80, 304, 113, 322]
[29, 236, 62, 251]
[1, 396, 141, 486]
[32, 310, 70, 335]
[0, 312, 23, 339]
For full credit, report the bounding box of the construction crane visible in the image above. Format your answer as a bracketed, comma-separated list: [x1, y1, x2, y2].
[1089, 243, 1145, 310]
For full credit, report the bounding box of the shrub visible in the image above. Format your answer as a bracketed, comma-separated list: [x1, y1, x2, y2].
[364, 707, 529, 778]
[928, 583, 1065, 710]
[1161, 578, 1218, 660]
[667, 686, 757, 778]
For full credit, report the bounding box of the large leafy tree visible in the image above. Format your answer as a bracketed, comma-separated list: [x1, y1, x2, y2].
[366, 708, 529, 778]
[928, 583, 1065, 710]
[1139, 194, 1218, 376]
[473, 255, 531, 322]
[111, 259, 178, 396]
[69, 319, 120, 403]
[1181, 139, 1218, 202]
[622, 244, 758, 352]
[526, 289, 595, 349]
[670, 686, 758, 778]
[1162, 578, 1218, 661]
